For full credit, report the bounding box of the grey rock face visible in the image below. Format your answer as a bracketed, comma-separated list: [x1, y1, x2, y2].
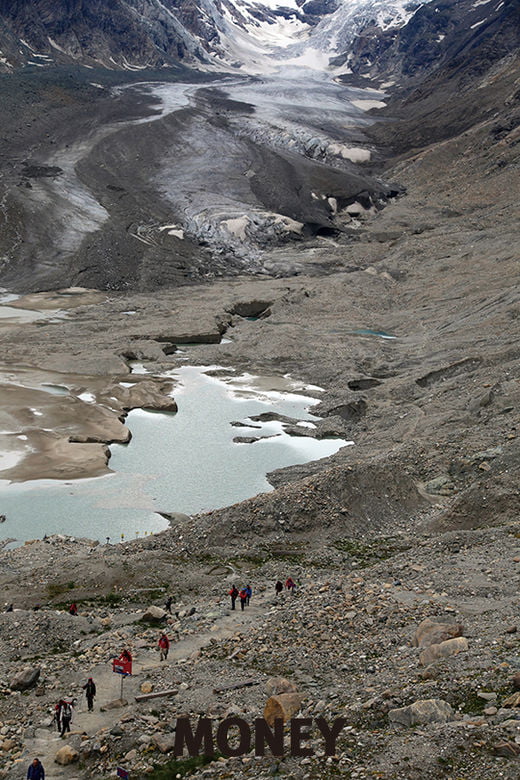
[412, 618, 465, 648]
[388, 699, 453, 727]
[10, 666, 40, 691]
[141, 606, 168, 623]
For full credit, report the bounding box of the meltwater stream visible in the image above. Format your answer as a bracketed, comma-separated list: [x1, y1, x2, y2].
[0, 366, 351, 544]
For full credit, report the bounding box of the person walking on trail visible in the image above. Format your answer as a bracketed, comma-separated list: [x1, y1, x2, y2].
[60, 699, 73, 737]
[158, 633, 170, 661]
[53, 700, 63, 732]
[239, 587, 248, 611]
[26, 757, 45, 779]
[83, 678, 96, 712]
[245, 584, 252, 606]
[275, 580, 283, 597]
[285, 577, 296, 593]
[229, 585, 239, 610]
[165, 596, 173, 614]
[69, 603, 78, 616]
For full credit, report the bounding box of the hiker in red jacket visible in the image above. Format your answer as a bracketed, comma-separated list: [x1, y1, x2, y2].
[285, 577, 296, 593]
[228, 585, 239, 610]
[53, 700, 64, 732]
[158, 633, 170, 661]
[239, 587, 248, 611]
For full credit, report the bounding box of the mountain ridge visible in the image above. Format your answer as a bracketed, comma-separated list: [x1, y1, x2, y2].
[0, 0, 430, 73]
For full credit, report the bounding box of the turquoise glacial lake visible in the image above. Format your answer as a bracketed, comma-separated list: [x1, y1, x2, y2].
[0, 366, 351, 544]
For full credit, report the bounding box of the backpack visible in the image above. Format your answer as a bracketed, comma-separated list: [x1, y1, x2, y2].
[62, 702, 72, 720]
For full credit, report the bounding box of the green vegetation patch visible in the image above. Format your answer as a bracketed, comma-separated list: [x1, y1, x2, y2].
[46, 581, 75, 598]
[146, 753, 219, 779]
[333, 536, 411, 568]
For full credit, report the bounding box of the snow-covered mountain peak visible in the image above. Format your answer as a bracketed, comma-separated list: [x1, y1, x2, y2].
[202, 0, 431, 74]
[272, 0, 431, 67]
[0, 0, 430, 75]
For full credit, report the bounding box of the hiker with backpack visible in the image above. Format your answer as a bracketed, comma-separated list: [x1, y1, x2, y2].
[245, 584, 252, 605]
[60, 699, 74, 737]
[158, 633, 170, 661]
[82, 678, 96, 712]
[275, 580, 283, 597]
[239, 587, 248, 611]
[228, 585, 239, 610]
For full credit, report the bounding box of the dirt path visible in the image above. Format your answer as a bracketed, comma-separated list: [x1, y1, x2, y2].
[13, 600, 268, 779]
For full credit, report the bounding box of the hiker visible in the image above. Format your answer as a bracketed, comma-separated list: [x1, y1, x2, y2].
[158, 633, 170, 661]
[275, 580, 283, 597]
[60, 699, 73, 737]
[165, 595, 173, 614]
[229, 585, 239, 610]
[245, 584, 252, 606]
[239, 587, 248, 611]
[121, 649, 132, 663]
[26, 757, 45, 779]
[285, 577, 296, 593]
[53, 700, 63, 732]
[69, 603, 78, 616]
[83, 678, 96, 712]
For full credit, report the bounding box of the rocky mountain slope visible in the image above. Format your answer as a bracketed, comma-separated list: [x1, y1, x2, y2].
[362, 0, 520, 155]
[0, 0, 516, 296]
[0, 0, 296, 71]
[0, 1, 519, 777]
[0, 0, 432, 72]
[344, 0, 520, 84]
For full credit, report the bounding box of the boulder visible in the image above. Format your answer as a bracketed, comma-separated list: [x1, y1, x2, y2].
[140, 682, 154, 694]
[141, 606, 167, 623]
[55, 745, 79, 765]
[492, 741, 520, 758]
[412, 618, 464, 648]
[503, 692, 520, 708]
[10, 666, 40, 691]
[152, 733, 177, 753]
[264, 693, 302, 726]
[419, 636, 469, 666]
[265, 677, 298, 696]
[388, 699, 453, 727]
